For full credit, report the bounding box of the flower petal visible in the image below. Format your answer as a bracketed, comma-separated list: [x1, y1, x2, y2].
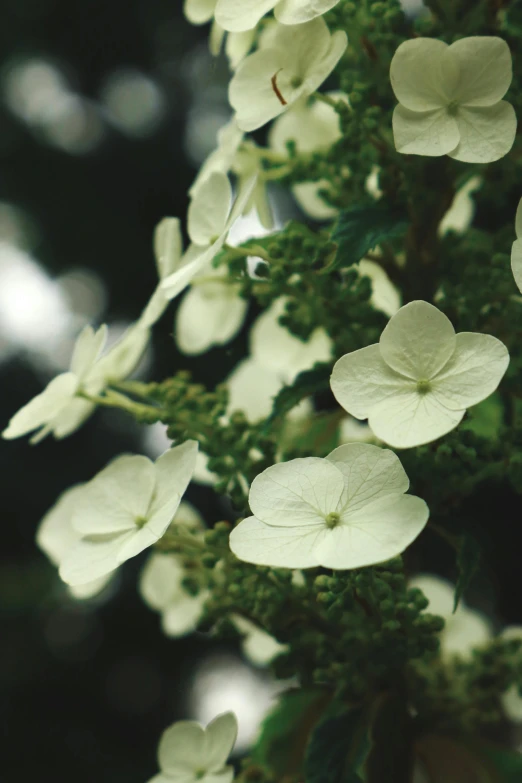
[315, 493, 429, 569]
[73, 455, 156, 535]
[188, 171, 232, 246]
[158, 721, 206, 774]
[326, 443, 409, 514]
[184, 0, 218, 24]
[203, 712, 238, 771]
[390, 38, 457, 111]
[275, 0, 341, 25]
[2, 372, 78, 440]
[149, 440, 199, 522]
[215, 0, 276, 32]
[432, 332, 509, 410]
[450, 102, 517, 163]
[368, 388, 465, 449]
[450, 36, 513, 107]
[392, 105, 460, 157]
[226, 358, 284, 421]
[512, 238, 522, 293]
[229, 515, 326, 568]
[70, 324, 108, 379]
[330, 343, 407, 420]
[176, 282, 247, 355]
[249, 457, 345, 527]
[154, 217, 183, 279]
[379, 301, 456, 380]
[59, 530, 133, 586]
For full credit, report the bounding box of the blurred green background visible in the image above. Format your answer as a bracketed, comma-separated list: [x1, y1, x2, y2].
[1, 1, 521, 780]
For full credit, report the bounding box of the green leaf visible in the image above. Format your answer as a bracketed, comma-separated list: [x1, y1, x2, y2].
[305, 703, 373, 783]
[461, 394, 503, 439]
[414, 735, 499, 783]
[479, 744, 522, 782]
[453, 534, 481, 613]
[252, 688, 330, 778]
[260, 363, 331, 432]
[332, 204, 409, 268]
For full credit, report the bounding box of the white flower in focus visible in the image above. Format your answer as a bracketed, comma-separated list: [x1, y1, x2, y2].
[511, 197, 522, 293]
[229, 19, 347, 132]
[438, 176, 482, 237]
[2, 323, 107, 443]
[269, 94, 347, 220]
[148, 712, 237, 783]
[175, 266, 248, 356]
[216, 0, 341, 32]
[161, 172, 256, 301]
[409, 574, 492, 657]
[139, 218, 184, 329]
[330, 300, 509, 449]
[231, 614, 287, 666]
[59, 441, 198, 586]
[390, 36, 516, 162]
[499, 626, 522, 723]
[229, 443, 428, 570]
[140, 502, 208, 637]
[36, 484, 114, 599]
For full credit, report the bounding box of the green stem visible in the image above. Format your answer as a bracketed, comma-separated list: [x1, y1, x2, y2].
[224, 243, 271, 262]
[79, 390, 165, 419]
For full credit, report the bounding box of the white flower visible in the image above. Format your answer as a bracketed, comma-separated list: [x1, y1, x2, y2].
[511, 197, 522, 293]
[215, 0, 341, 32]
[139, 218, 184, 329]
[59, 441, 198, 586]
[229, 443, 429, 570]
[330, 300, 509, 449]
[175, 266, 248, 356]
[409, 574, 492, 658]
[499, 626, 522, 723]
[231, 614, 287, 666]
[438, 176, 482, 236]
[36, 485, 114, 600]
[390, 36, 516, 162]
[231, 142, 273, 228]
[2, 323, 107, 443]
[229, 19, 347, 132]
[161, 172, 256, 301]
[140, 502, 208, 637]
[189, 120, 244, 199]
[148, 712, 237, 783]
[357, 259, 401, 318]
[268, 93, 347, 220]
[226, 358, 290, 422]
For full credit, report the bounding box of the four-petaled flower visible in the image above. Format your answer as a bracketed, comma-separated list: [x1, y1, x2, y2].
[230, 443, 429, 570]
[330, 300, 509, 449]
[390, 36, 516, 162]
[148, 712, 237, 783]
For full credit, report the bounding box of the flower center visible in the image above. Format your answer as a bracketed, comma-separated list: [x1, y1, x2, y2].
[447, 101, 459, 116]
[325, 511, 341, 529]
[195, 770, 206, 780]
[291, 76, 303, 89]
[135, 515, 148, 528]
[416, 379, 431, 395]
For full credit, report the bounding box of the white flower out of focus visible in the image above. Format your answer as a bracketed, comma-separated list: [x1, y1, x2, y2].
[215, 0, 341, 32]
[510, 197, 522, 293]
[229, 18, 347, 132]
[409, 574, 492, 658]
[390, 36, 517, 163]
[148, 711, 237, 783]
[140, 502, 208, 637]
[59, 441, 198, 586]
[330, 300, 509, 449]
[36, 484, 114, 600]
[229, 443, 429, 570]
[268, 94, 348, 220]
[139, 217, 184, 329]
[161, 171, 256, 301]
[231, 614, 288, 667]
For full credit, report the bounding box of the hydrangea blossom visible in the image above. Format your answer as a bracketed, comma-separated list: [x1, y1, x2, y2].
[229, 443, 429, 569]
[231, 614, 287, 666]
[59, 441, 198, 586]
[161, 171, 255, 301]
[215, 0, 341, 32]
[390, 37, 517, 163]
[330, 300, 509, 449]
[189, 120, 244, 199]
[438, 176, 482, 237]
[148, 712, 237, 783]
[268, 94, 347, 220]
[139, 218, 184, 329]
[510, 197, 522, 293]
[140, 503, 208, 637]
[36, 484, 114, 600]
[409, 574, 492, 658]
[229, 19, 347, 131]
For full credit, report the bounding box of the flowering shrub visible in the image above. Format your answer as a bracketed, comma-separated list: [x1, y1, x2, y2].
[5, 0, 522, 779]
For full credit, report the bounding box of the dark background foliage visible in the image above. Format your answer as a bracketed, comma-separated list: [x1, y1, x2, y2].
[0, 2, 521, 781]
